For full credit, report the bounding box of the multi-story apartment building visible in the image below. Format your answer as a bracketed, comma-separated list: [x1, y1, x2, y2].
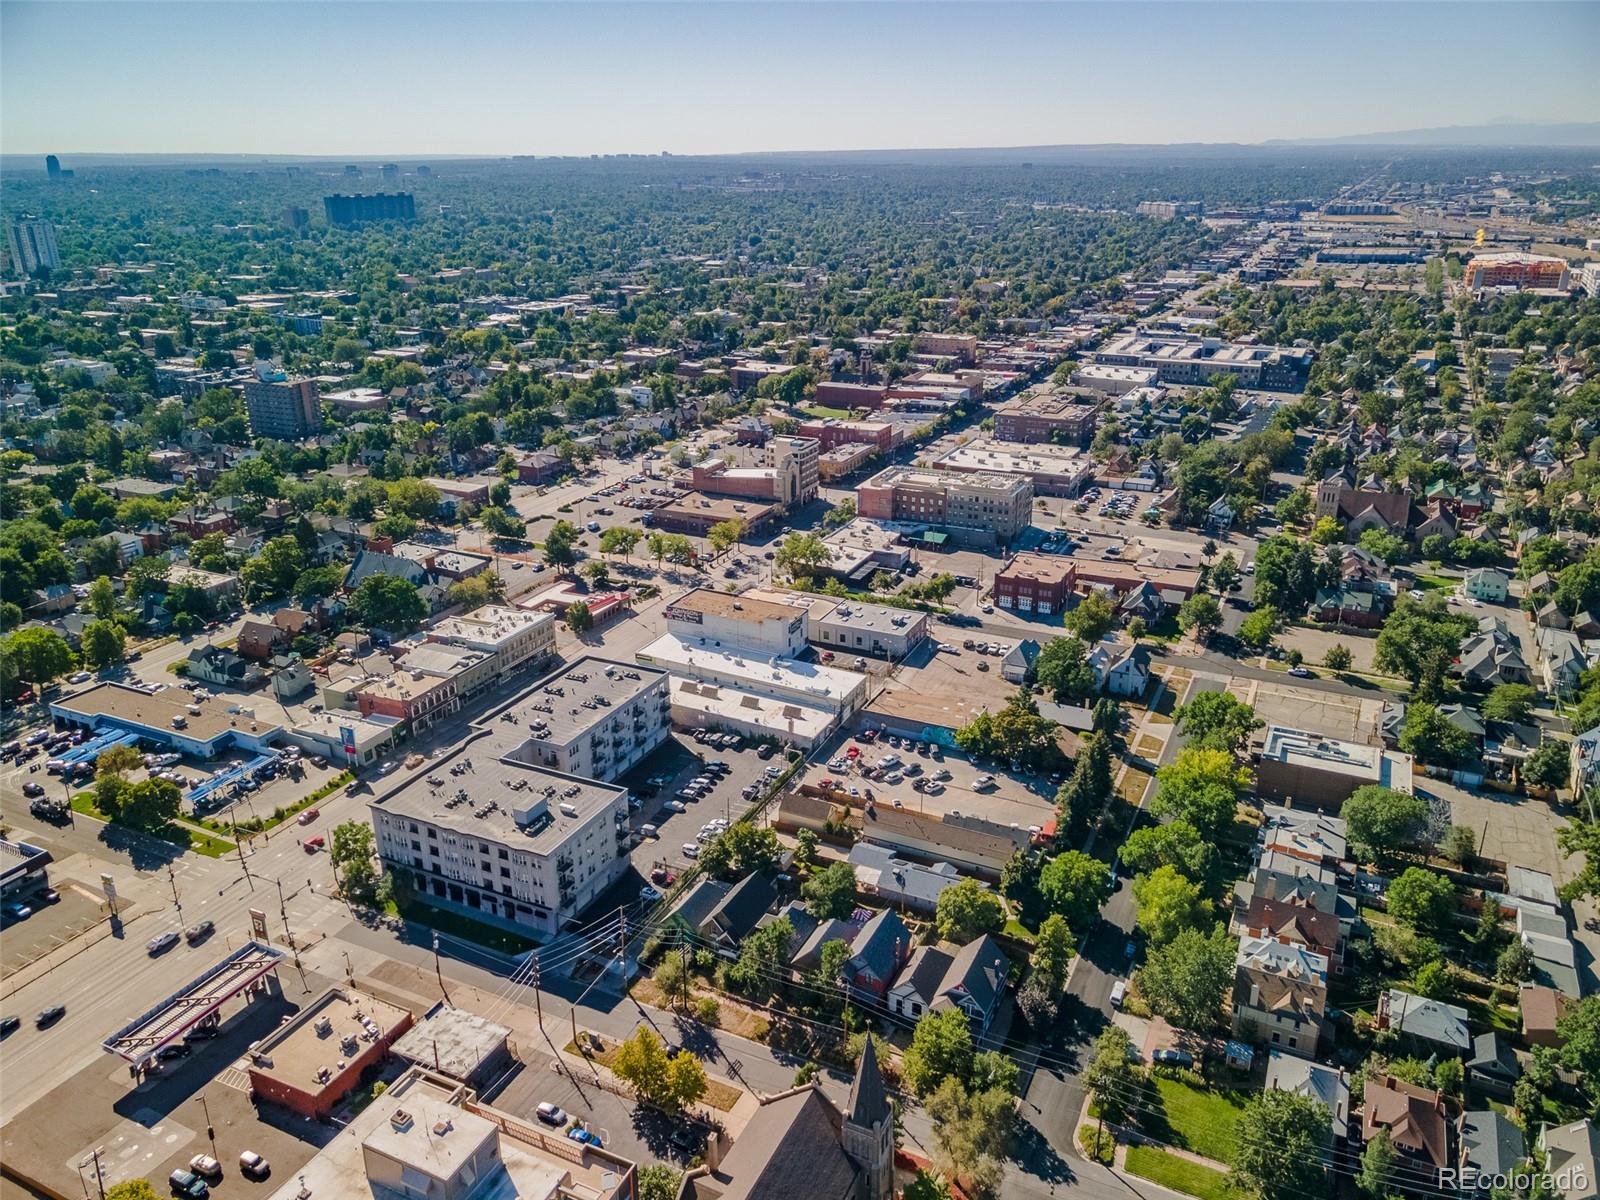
[498, 657, 671, 781]
[992, 391, 1100, 446]
[322, 192, 417, 226]
[370, 720, 633, 935]
[688, 435, 820, 508]
[243, 376, 323, 439]
[1137, 200, 1202, 218]
[1463, 252, 1568, 291]
[930, 439, 1096, 498]
[912, 331, 979, 362]
[426, 606, 558, 684]
[1094, 332, 1313, 391]
[7, 217, 60, 276]
[856, 465, 1032, 546]
[1232, 935, 1330, 1058]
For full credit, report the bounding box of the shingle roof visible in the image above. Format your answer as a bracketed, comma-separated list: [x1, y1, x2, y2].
[848, 1035, 892, 1128]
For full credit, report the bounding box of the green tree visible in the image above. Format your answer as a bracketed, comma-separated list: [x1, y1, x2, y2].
[726, 918, 793, 1001]
[544, 519, 581, 568]
[81, 619, 127, 668]
[1030, 912, 1075, 990]
[330, 820, 378, 903]
[5, 627, 75, 685]
[1356, 1129, 1395, 1199]
[925, 1075, 1011, 1200]
[904, 1008, 974, 1097]
[1357, 527, 1410, 566]
[239, 535, 305, 602]
[479, 506, 527, 539]
[1233, 1091, 1330, 1200]
[902, 1171, 953, 1200]
[1237, 605, 1282, 652]
[1038, 849, 1111, 932]
[349, 574, 428, 632]
[699, 821, 781, 880]
[1064, 590, 1117, 641]
[802, 860, 858, 920]
[87, 575, 117, 620]
[1133, 865, 1209, 947]
[599, 526, 641, 559]
[1081, 1025, 1142, 1126]
[386, 477, 442, 521]
[613, 1026, 671, 1103]
[294, 564, 346, 605]
[636, 1165, 682, 1200]
[1054, 732, 1113, 841]
[565, 601, 594, 634]
[1122, 819, 1212, 881]
[1526, 740, 1571, 792]
[105, 1182, 162, 1200]
[1482, 683, 1538, 724]
[119, 778, 183, 830]
[1398, 701, 1474, 765]
[1174, 691, 1262, 753]
[1375, 599, 1472, 698]
[1137, 924, 1234, 1031]
[1324, 643, 1353, 673]
[773, 532, 832, 578]
[707, 518, 747, 554]
[1344, 785, 1429, 863]
[1034, 636, 1096, 703]
[1387, 867, 1455, 934]
[935, 877, 1006, 942]
[1177, 592, 1222, 637]
[664, 1049, 708, 1111]
[1151, 747, 1246, 834]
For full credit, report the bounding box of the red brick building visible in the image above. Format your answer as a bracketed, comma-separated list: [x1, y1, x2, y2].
[796, 419, 897, 454]
[247, 988, 412, 1118]
[992, 554, 1078, 617]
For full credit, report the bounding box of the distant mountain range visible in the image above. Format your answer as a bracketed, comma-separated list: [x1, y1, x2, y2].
[1266, 121, 1600, 147]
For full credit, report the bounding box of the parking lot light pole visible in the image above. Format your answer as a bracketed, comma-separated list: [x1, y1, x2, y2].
[198, 1093, 217, 1158]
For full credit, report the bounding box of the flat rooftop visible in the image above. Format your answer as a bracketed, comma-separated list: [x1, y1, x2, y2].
[997, 552, 1077, 586]
[429, 605, 553, 650]
[657, 492, 779, 522]
[637, 633, 866, 708]
[865, 644, 1031, 734]
[1259, 724, 1413, 790]
[261, 1068, 632, 1200]
[52, 681, 285, 744]
[670, 678, 836, 742]
[738, 587, 923, 637]
[864, 464, 1027, 495]
[291, 710, 401, 746]
[375, 749, 626, 853]
[251, 988, 411, 1096]
[932, 439, 1094, 477]
[492, 656, 667, 749]
[664, 587, 797, 626]
[390, 1006, 510, 1081]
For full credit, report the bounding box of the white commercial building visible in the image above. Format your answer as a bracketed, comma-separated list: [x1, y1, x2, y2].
[662, 588, 808, 659]
[427, 605, 557, 683]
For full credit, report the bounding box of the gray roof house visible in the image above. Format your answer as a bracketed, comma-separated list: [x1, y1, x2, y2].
[699, 873, 779, 953]
[1462, 1110, 1526, 1183]
[1377, 989, 1471, 1055]
[886, 944, 955, 1023]
[1540, 1120, 1600, 1200]
[841, 908, 912, 1001]
[1468, 1031, 1522, 1098]
[930, 934, 1010, 1033]
[848, 842, 974, 914]
[1264, 1049, 1350, 1142]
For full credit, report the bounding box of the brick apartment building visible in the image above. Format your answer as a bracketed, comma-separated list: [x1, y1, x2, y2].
[993, 391, 1100, 446]
[856, 466, 1032, 546]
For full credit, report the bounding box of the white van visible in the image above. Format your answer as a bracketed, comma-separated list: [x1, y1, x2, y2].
[1110, 980, 1127, 1009]
[639, 824, 659, 839]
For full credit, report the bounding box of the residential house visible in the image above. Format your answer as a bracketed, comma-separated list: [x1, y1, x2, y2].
[1000, 640, 1040, 685]
[1540, 1120, 1600, 1200]
[236, 618, 289, 661]
[1231, 936, 1328, 1058]
[929, 934, 1009, 1034]
[1535, 626, 1589, 695]
[1239, 897, 1344, 973]
[1453, 619, 1531, 687]
[1413, 501, 1458, 546]
[1361, 1074, 1458, 1190]
[1086, 636, 1151, 697]
[1521, 985, 1570, 1048]
[886, 944, 954, 1023]
[1570, 726, 1600, 804]
[697, 873, 779, 956]
[1313, 586, 1385, 629]
[841, 908, 911, 1001]
[848, 843, 973, 915]
[1375, 989, 1471, 1057]
[1462, 568, 1510, 604]
[1461, 1110, 1526, 1191]
[185, 645, 265, 690]
[1265, 1050, 1349, 1143]
[1467, 1032, 1522, 1098]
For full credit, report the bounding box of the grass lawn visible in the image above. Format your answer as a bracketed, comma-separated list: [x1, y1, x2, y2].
[1124, 1146, 1233, 1200]
[68, 792, 234, 858]
[1147, 1076, 1247, 1164]
[799, 404, 855, 420]
[567, 1033, 743, 1111]
[395, 895, 540, 955]
[1414, 574, 1456, 592]
[199, 772, 353, 837]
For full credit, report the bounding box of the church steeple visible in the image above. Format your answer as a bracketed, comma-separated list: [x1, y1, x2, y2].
[842, 1035, 894, 1200]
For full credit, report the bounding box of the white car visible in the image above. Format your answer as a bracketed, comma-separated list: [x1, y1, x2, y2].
[68, 671, 92, 684]
[682, 843, 700, 859]
[663, 799, 687, 813]
[973, 774, 998, 791]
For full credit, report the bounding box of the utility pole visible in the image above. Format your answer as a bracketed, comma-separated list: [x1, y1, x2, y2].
[166, 863, 183, 926]
[198, 1093, 217, 1158]
[85, 1149, 106, 1200]
[432, 932, 452, 1006]
[275, 877, 308, 992]
[231, 816, 255, 890]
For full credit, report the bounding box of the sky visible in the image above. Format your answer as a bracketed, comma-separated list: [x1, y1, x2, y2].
[3, 1, 1598, 157]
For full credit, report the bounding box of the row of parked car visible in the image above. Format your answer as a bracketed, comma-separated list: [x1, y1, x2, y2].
[169, 1150, 270, 1198]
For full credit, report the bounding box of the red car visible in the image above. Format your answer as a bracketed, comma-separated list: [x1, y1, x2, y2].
[302, 835, 325, 853]
[296, 808, 321, 826]
[650, 868, 676, 886]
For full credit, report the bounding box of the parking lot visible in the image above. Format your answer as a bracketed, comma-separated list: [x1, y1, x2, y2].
[0, 884, 107, 975]
[618, 735, 785, 883]
[796, 731, 1058, 831]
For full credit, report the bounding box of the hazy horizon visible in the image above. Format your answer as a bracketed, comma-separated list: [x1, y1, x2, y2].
[4, 1, 1598, 159]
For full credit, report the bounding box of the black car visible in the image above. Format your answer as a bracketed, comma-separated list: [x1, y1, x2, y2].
[21, 781, 44, 798]
[36, 1004, 65, 1027]
[184, 920, 215, 944]
[1, 1015, 20, 1036]
[158, 1042, 192, 1061]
